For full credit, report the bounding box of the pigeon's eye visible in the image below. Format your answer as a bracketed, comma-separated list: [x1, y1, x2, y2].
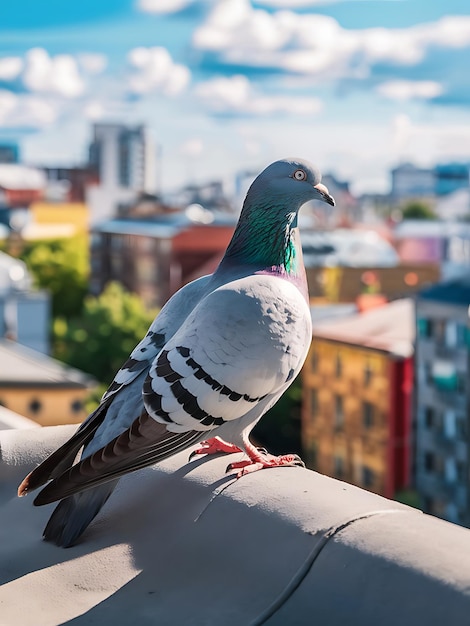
[293, 169, 307, 181]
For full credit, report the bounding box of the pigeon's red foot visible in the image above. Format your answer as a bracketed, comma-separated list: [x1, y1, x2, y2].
[189, 437, 242, 461]
[227, 438, 305, 477]
[227, 453, 305, 477]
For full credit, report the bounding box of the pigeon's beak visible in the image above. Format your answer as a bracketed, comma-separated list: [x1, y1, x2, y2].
[313, 182, 335, 207]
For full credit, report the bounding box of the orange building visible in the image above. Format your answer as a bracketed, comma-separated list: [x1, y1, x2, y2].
[302, 299, 414, 499]
[0, 339, 95, 426]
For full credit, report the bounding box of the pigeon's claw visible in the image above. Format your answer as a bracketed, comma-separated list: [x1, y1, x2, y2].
[226, 452, 305, 478]
[189, 437, 242, 461]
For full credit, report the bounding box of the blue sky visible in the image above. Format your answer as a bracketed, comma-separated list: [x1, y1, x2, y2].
[1, 0, 470, 194]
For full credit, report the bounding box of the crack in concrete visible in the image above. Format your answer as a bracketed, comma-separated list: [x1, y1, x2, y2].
[250, 508, 408, 626]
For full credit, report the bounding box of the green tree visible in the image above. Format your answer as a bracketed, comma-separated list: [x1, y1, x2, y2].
[53, 282, 157, 386]
[252, 377, 303, 456]
[401, 201, 437, 220]
[17, 236, 89, 318]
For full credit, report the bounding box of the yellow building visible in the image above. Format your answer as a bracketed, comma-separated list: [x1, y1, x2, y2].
[302, 299, 414, 499]
[0, 339, 95, 426]
[26, 201, 89, 239]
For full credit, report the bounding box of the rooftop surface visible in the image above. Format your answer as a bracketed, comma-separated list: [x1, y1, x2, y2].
[312, 298, 415, 357]
[0, 339, 95, 388]
[1, 425, 469, 625]
[418, 278, 470, 306]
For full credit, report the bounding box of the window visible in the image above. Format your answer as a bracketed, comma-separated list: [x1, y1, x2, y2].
[424, 407, 434, 429]
[333, 455, 344, 478]
[445, 321, 458, 348]
[334, 395, 344, 430]
[457, 461, 467, 484]
[71, 399, 83, 414]
[364, 361, 373, 387]
[310, 389, 318, 417]
[335, 353, 342, 378]
[29, 398, 42, 414]
[362, 466, 375, 488]
[434, 320, 446, 344]
[424, 451, 435, 473]
[311, 350, 318, 372]
[457, 417, 467, 440]
[417, 318, 432, 338]
[363, 402, 374, 429]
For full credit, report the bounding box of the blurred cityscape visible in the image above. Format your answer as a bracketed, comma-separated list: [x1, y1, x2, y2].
[2, 121, 470, 529]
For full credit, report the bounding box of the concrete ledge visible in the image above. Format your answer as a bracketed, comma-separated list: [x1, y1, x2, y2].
[1, 426, 470, 625]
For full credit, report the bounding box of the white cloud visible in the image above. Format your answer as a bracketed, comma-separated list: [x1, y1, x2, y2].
[76, 53, 108, 75]
[22, 48, 85, 98]
[256, 0, 335, 6]
[136, 0, 194, 14]
[193, 2, 470, 79]
[377, 80, 444, 101]
[0, 57, 23, 81]
[128, 47, 190, 96]
[180, 137, 204, 157]
[195, 74, 322, 115]
[0, 89, 57, 128]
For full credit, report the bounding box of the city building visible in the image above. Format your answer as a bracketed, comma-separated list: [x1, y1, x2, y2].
[0, 251, 50, 354]
[91, 211, 236, 308]
[0, 164, 45, 208]
[391, 163, 436, 200]
[42, 166, 97, 203]
[415, 279, 470, 527]
[0, 142, 19, 164]
[0, 338, 95, 426]
[435, 163, 470, 196]
[28, 201, 89, 239]
[393, 220, 470, 280]
[307, 264, 440, 304]
[87, 123, 157, 224]
[302, 299, 414, 499]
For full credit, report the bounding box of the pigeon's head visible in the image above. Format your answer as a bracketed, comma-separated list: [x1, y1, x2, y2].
[247, 158, 335, 211]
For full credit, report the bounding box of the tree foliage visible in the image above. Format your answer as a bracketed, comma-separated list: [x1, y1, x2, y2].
[252, 377, 303, 456]
[53, 282, 157, 386]
[18, 236, 89, 318]
[401, 201, 437, 220]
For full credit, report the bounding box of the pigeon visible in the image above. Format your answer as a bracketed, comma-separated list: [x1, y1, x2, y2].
[18, 157, 335, 547]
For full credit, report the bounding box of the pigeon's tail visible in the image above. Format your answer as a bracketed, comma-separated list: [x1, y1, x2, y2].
[43, 481, 118, 548]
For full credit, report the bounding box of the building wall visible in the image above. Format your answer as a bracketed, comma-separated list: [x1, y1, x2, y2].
[30, 202, 89, 234]
[91, 224, 235, 309]
[0, 386, 90, 426]
[307, 264, 440, 303]
[302, 338, 412, 499]
[415, 298, 469, 527]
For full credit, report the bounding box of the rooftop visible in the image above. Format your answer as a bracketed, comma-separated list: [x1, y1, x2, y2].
[94, 210, 237, 239]
[312, 298, 415, 357]
[418, 278, 470, 306]
[0, 339, 95, 388]
[0, 164, 45, 190]
[1, 425, 469, 625]
[0, 406, 39, 430]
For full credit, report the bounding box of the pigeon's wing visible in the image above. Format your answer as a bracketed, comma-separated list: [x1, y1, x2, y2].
[30, 276, 311, 504]
[143, 276, 312, 433]
[19, 276, 213, 498]
[33, 411, 203, 505]
[101, 274, 213, 402]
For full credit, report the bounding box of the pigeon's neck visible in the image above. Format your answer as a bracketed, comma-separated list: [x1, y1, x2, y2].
[219, 199, 308, 296]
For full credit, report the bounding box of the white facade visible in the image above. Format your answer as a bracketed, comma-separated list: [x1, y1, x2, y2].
[86, 123, 157, 224]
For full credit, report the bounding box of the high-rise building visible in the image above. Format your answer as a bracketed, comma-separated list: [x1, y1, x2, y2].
[86, 123, 157, 223]
[415, 279, 470, 527]
[0, 143, 19, 164]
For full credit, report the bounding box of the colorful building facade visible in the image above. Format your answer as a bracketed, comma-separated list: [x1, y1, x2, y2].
[302, 299, 414, 499]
